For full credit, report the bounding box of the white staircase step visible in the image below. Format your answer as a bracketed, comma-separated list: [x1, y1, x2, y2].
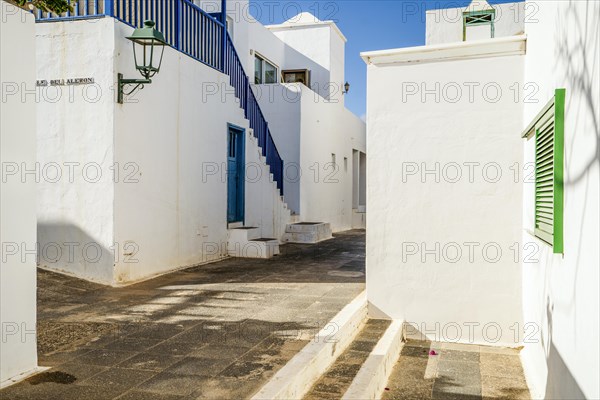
[342, 320, 404, 400]
[282, 222, 332, 244]
[228, 226, 260, 242]
[251, 292, 367, 400]
[227, 227, 279, 259]
[352, 209, 366, 229]
[228, 238, 279, 259]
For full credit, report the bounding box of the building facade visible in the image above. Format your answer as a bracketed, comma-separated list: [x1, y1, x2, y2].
[363, 0, 598, 398]
[32, 0, 365, 285]
[0, 0, 39, 386]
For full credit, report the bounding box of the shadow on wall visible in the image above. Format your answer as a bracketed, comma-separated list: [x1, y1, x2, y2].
[557, 0, 600, 185]
[282, 45, 331, 100]
[37, 222, 115, 285]
[543, 301, 586, 399]
[539, 2, 599, 398]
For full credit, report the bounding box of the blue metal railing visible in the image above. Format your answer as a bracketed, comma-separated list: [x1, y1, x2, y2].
[35, 0, 283, 195]
[224, 36, 284, 193]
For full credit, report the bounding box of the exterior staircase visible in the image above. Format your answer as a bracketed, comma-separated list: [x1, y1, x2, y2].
[251, 293, 405, 400]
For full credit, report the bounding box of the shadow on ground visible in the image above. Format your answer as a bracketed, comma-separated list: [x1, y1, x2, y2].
[2, 230, 365, 400]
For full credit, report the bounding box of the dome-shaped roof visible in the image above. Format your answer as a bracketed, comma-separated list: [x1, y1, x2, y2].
[464, 0, 494, 12]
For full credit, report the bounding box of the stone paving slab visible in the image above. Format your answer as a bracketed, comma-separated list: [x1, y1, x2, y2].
[1, 231, 365, 400]
[383, 340, 530, 400]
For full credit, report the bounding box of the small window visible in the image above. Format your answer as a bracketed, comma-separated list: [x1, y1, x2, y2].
[522, 89, 565, 253]
[254, 55, 278, 84]
[282, 69, 310, 87]
[463, 10, 495, 41]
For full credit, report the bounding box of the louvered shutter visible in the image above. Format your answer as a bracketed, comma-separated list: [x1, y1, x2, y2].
[523, 89, 565, 254]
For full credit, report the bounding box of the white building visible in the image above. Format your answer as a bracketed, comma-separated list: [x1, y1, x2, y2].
[362, 0, 599, 399]
[0, 1, 39, 386]
[30, 0, 365, 286]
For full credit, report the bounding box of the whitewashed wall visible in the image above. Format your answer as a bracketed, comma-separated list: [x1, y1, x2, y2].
[0, 0, 38, 384]
[255, 83, 366, 230]
[299, 85, 365, 231]
[36, 18, 116, 284]
[114, 18, 290, 283]
[247, 18, 330, 100]
[520, 1, 600, 399]
[252, 84, 302, 214]
[426, 2, 525, 45]
[268, 15, 346, 103]
[364, 42, 525, 346]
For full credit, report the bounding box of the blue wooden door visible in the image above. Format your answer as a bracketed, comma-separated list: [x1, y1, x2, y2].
[227, 126, 245, 223]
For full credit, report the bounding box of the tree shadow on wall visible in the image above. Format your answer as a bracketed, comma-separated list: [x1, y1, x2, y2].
[546, 3, 599, 398]
[556, 0, 600, 185]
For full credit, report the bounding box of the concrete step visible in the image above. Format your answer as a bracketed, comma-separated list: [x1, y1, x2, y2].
[251, 292, 368, 400]
[352, 209, 366, 230]
[303, 319, 392, 400]
[227, 227, 279, 259]
[342, 320, 404, 400]
[228, 226, 260, 242]
[282, 222, 332, 244]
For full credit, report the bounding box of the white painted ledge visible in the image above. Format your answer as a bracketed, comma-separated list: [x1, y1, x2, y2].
[361, 35, 526, 66]
[342, 319, 404, 400]
[251, 291, 367, 400]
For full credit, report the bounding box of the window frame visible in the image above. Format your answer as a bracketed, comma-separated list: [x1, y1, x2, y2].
[463, 10, 496, 41]
[282, 69, 311, 87]
[522, 88, 566, 254]
[254, 53, 278, 85]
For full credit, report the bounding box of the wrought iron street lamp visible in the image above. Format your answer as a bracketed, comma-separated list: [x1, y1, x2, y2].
[118, 20, 167, 104]
[343, 81, 350, 94]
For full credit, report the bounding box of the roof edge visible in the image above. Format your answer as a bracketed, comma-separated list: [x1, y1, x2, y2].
[360, 35, 526, 66]
[266, 20, 348, 43]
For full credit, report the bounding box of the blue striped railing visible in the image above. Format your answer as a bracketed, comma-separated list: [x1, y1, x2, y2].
[35, 0, 284, 195]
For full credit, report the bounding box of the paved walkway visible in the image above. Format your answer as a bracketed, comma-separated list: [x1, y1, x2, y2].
[2, 231, 365, 400]
[383, 340, 531, 400]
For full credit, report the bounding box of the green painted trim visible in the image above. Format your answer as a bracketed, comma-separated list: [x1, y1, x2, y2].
[553, 88, 566, 254]
[462, 10, 495, 41]
[521, 94, 555, 139]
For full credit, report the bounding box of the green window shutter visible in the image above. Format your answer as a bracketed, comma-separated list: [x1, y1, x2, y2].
[524, 89, 565, 254]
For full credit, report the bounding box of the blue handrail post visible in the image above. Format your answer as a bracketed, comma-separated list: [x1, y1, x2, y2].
[220, 0, 227, 72]
[104, 0, 113, 16]
[175, 0, 181, 50]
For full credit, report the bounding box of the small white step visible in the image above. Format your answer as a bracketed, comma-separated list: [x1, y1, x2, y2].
[228, 226, 260, 242]
[227, 227, 279, 259]
[352, 209, 366, 229]
[282, 222, 332, 244]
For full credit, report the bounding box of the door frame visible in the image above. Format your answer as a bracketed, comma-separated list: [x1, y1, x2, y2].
[227, 123, 246, 225]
